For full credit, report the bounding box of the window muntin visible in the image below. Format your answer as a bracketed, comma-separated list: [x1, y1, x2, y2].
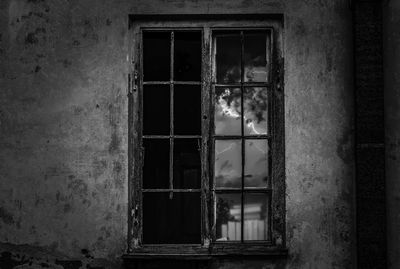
[128, 18, 285, 256]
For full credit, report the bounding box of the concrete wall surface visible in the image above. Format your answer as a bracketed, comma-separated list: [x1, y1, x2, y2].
[0, 0, 355, 268]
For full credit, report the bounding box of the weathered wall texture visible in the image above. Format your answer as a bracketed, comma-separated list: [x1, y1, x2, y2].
[0, 0, 355, 268]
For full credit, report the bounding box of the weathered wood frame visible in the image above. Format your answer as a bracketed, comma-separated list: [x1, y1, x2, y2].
[126, 14, 286, 259]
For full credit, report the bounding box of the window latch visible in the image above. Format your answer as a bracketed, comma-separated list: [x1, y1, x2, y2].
[197, 138, 201, 152]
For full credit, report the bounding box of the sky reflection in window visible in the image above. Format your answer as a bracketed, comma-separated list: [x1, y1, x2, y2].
[214, 87, 242, 136]
[215, 140, 241, 188]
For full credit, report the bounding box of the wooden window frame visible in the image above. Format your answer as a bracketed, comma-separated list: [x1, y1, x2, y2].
[125, 14, 286, 259]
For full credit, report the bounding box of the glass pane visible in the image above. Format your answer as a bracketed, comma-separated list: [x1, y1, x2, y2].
[174, 85, 201, 135]
[143, 31, 170, 81]
[143, 85, 170, 135]
[215, 140, 242, 188]
[174, 31, 202, 81]
[174, 139, 201, 189]
[143, 139, 169, 189]
[244, 87, 268, 135]
[244, 32, 270, 83]
[216, 34, 241, 83]
[243, 193, 269, 241]
[214, 87, 241, 135]
[244, 140, 269, 187]
[216, 193, 241, 241]
[143, 192, 201, 244]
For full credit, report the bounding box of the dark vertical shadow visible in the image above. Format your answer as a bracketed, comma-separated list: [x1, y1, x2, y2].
[354, 0, 387, 268]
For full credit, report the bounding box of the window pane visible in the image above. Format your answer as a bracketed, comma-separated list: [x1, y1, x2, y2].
[243, 193, 269, 241]
[143, 85, 170, 135]
[244, 87, 268, 135]
[174, 31, 202, 81]
[215, 140, 242, 188]
[244, 139, 269, 188]
[143, 139, 169, 189]
[215, 33, 241, 83]
[174, 85, 201, 135]
[143, 192, 201, 244]
[244, 32, 270, 83]
[216, 193, 241, 241]
[214, 87, 241, 135]
[143, 32, 170, 81]
[174, 139, 201, 189]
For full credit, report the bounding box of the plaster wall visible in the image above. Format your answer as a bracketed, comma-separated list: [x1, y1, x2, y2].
[0, 0, 355, 268]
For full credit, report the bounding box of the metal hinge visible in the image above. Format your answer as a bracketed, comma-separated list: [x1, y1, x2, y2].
[131, 204, 139, 228]
[275, 57, 284, 92]
[128, 70, 138, 96]
[129, 204, 140, 250]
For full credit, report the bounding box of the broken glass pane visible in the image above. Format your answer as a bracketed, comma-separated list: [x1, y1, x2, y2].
[174, 139, 201, 189]
[143, 139, 169, 189]
[174, 31, 202, 81]
[216, 33, 241, 83]
[243, 87, 268, 135]
[244, 32, 270, 83]
[215, 140, 242, 188]
[244, 139, 269, 187]
[143, 192, 201, 244]
[243, 193, 269, 241]
[143, 31, 170, 81]
[143, 85, 170, 135]
[214, 87, 241, 135]
[174, 85, 201, 135]
[216, 193, 241, 241]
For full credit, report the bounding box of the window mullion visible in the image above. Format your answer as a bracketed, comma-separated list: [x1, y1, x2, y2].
[202, 26, 211, 246]
[169, 31, 174, 198]
[240, 30, 245, 243]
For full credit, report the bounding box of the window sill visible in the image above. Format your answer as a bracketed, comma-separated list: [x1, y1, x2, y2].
[122, 245, 288, 260]
[122, 253, 212, 261]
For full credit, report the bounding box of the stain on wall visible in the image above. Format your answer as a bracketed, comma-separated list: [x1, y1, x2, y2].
[0, 0, 355, 268]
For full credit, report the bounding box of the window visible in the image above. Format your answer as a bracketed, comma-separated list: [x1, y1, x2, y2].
[127, 15, 285, 257]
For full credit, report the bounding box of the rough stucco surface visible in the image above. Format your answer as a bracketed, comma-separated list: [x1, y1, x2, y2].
[0, 0, 355, 268]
